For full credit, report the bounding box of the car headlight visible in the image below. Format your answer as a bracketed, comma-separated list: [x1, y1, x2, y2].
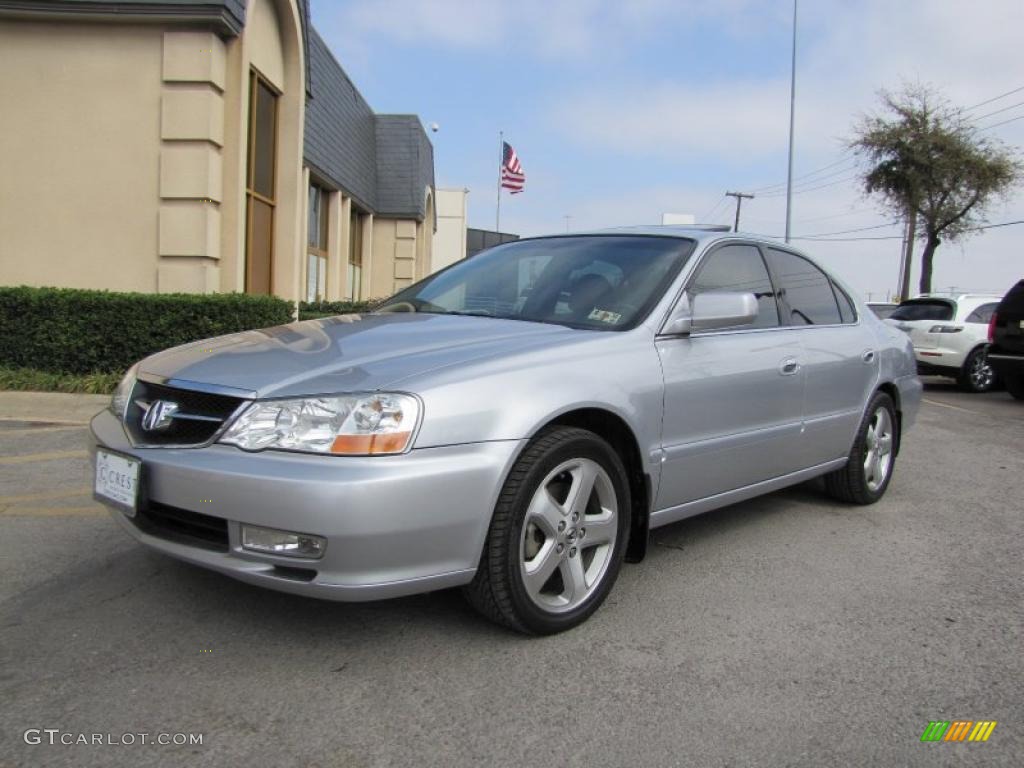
[110, 364, 139, 421]
[219, 393, 421, 455]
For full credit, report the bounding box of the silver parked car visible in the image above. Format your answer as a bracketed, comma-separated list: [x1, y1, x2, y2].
[90, 227, 921, 634]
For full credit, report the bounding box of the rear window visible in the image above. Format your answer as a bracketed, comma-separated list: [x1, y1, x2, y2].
[890, 300, 954, 322]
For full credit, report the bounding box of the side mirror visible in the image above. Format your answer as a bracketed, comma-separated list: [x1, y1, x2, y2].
[663, 292, 758, 335]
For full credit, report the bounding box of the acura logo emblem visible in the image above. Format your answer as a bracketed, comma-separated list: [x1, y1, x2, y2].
[140, 400, 179, 432]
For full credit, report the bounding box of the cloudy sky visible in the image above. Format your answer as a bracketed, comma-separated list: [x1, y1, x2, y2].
[311, 0, 1023, 300]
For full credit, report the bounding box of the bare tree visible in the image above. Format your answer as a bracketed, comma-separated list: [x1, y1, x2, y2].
[849, 85, 1020, 295]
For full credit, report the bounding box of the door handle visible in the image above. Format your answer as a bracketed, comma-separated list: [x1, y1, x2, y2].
[862, 349, 876, 364]
[779, 358, 800, 376]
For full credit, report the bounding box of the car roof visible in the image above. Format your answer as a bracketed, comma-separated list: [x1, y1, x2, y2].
[524, 225, 796, 250]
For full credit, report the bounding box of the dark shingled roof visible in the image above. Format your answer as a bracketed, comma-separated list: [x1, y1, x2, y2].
[304, 28, 434, 221]
[0, 0, 246, 35]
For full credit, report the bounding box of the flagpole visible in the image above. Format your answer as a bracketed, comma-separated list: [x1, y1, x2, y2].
[496, 130, 503, 233]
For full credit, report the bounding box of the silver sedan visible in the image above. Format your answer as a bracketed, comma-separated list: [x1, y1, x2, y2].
[89, 227, 921, 634]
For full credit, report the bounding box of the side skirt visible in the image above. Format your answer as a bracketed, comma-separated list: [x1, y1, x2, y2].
[649, 458, 848, 529]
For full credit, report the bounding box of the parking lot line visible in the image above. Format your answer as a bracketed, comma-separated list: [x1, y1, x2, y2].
[0, 487, 91, 504]
[0, 425, 88, 436]
[0, 450, 88, 465]
[922, 397, 982, 416]
[0, 505, 106, 517]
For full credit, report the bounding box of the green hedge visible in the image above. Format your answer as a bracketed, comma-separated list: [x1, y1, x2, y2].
[0, 287, 294, 375]
[298, 299, 380, 320]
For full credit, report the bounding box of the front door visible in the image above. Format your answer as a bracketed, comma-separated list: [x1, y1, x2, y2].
[655, 243, 806, 515]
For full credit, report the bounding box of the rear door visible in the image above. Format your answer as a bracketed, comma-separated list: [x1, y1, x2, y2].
[763, 247, 879, 465]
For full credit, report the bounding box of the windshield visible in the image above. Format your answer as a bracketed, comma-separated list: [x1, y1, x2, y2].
[890, 299, 955, 321]
[377, 235, 696, 330]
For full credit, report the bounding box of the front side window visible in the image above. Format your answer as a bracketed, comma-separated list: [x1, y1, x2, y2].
[765, 248, 842, 325]
[378, 236, 696, 330]
[687, 244, 780, 329]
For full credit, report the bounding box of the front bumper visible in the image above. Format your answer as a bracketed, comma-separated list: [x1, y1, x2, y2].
[89, 408, 523, 601]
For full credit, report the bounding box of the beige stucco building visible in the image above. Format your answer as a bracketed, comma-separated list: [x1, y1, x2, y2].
[431, 188, 469, 273]
[0, 0, 435, 304]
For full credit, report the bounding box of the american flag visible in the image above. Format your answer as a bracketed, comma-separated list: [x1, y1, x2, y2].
[501, 141, 525, 194]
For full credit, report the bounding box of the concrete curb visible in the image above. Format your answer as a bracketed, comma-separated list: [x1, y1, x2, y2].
[0, 391, 109, 425]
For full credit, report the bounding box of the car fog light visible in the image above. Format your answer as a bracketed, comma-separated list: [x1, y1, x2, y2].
[241, 525, 326, 559]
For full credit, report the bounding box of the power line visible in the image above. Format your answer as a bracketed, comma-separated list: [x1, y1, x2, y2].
[791, 207, 875, 224]
[980, 113, 1024, 131]
[964, 84, 1024, 112]
[760, 173, 860, 198]
[748, 154, 855, 194]
[699, 195, 728, 222]
[789, 218, 1024, 242]
[798, 221, 901, 238]
[970, 99, 1024, 123]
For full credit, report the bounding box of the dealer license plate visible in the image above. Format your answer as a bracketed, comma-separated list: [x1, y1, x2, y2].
[94, 449, 140, 516]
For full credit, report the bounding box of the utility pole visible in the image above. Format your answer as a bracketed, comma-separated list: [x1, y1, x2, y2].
[784, 0, 798, 242]
[563, 215, 572, 232]
[725, 191, 754, 232]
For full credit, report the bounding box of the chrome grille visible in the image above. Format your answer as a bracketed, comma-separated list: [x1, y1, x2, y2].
[125, 380, 246, 447]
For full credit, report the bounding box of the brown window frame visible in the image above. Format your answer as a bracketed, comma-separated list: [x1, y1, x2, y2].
[245, 68, 280, 295]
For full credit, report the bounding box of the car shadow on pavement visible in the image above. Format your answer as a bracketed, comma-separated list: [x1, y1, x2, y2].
[1, 479, 853, 650]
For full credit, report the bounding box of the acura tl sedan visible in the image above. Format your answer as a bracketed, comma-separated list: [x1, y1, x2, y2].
[90, 227, 922, 634]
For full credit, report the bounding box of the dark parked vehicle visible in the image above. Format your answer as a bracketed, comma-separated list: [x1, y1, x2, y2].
[987, 280, 1024, 400]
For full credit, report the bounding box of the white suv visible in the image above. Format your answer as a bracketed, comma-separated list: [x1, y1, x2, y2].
[886, 293, 1002, 392]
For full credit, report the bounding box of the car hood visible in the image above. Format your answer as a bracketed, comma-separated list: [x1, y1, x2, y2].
[138, 313, 574, 398]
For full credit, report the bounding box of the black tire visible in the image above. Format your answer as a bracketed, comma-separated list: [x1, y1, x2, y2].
[957, 347, 997, 393]
[825, 392, 898, 505]
[1005, 373, 1024, 400]
[463, 426, 631, 635]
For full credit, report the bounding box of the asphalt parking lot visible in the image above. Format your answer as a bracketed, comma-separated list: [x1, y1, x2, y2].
[1, 381, 1021, 768]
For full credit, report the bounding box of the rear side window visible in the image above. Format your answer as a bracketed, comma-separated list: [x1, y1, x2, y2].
[764, 248, 842, 325]
[687, 244, 780, 329]
[965, 303, 998, 324]
[832, 283, 857, 323]
[889, 300, 954, 322]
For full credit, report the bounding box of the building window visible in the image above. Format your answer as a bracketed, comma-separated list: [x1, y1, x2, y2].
[245, 70, 278, 295]
[306, 183, 328, 302]
[348, 207, 363, 301]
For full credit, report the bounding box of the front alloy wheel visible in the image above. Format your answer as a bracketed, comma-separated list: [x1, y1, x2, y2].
[464, 426, 631, 634]
[520, 458, 619, 613]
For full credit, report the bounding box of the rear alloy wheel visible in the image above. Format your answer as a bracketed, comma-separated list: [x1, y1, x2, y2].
[464, 426, 630, 634]
[825, 392, 897, 505]
[958, 347, 997, 393]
